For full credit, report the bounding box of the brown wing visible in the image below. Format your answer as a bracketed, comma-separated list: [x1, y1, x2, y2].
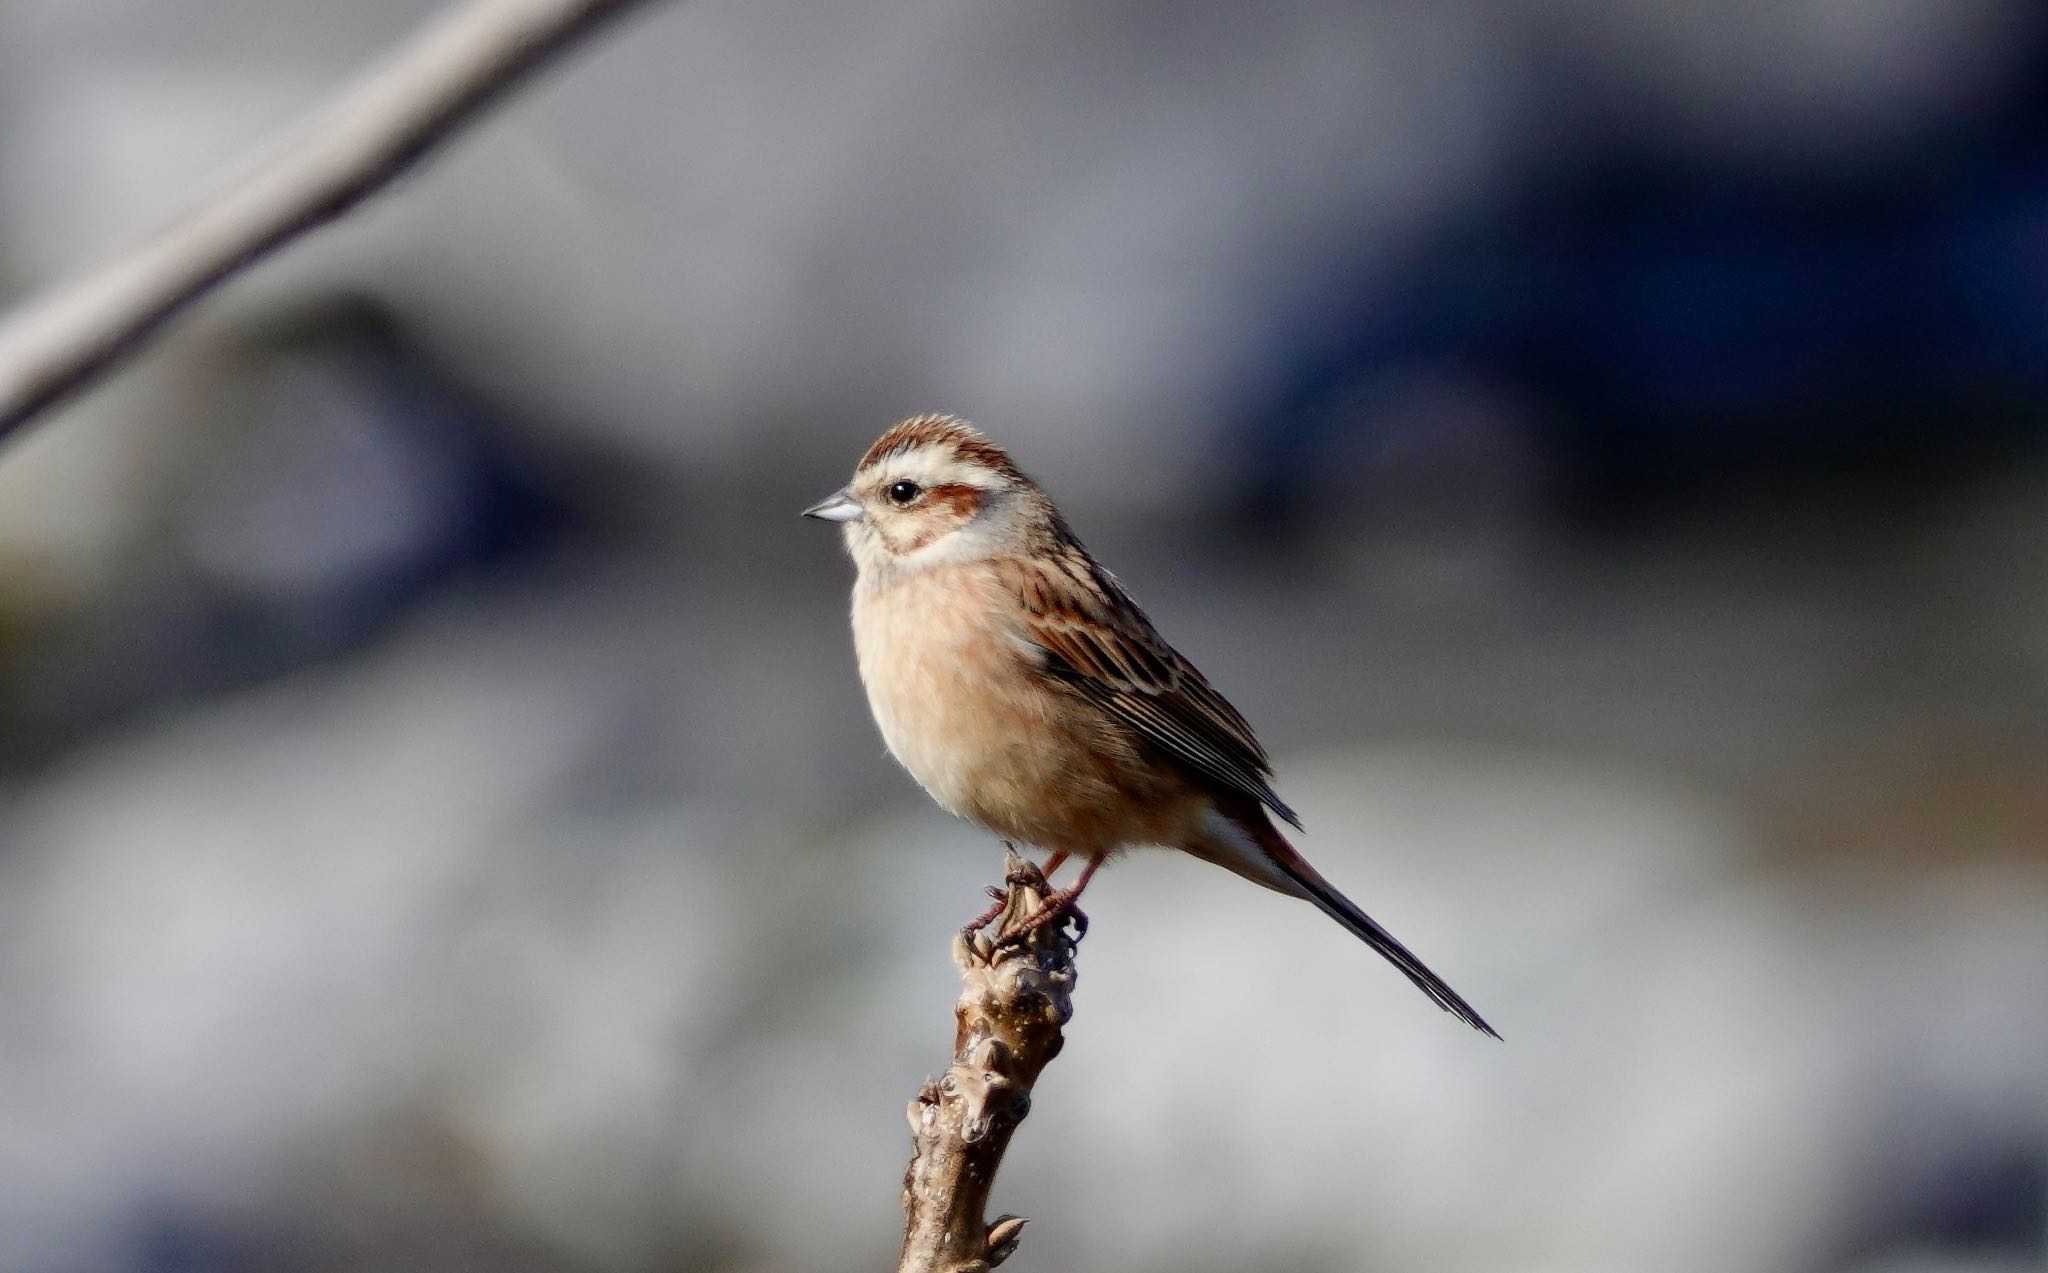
[998, 534, 1301, 829]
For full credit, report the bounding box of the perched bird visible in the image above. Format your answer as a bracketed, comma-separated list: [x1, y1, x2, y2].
[806, 414, 1496, 1036]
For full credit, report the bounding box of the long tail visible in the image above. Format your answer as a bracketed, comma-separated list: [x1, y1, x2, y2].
[1193, 802, 1500, 1038]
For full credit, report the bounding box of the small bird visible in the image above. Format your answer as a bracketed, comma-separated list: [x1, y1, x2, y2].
[806, 415, 1496, 1036]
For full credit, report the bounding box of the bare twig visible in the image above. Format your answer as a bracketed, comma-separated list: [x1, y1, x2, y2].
[0, 0, 662, 439]
[899, 851, 1080, 1273]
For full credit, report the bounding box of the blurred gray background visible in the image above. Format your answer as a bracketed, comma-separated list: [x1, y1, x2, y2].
[2, 2, 2047, 1270]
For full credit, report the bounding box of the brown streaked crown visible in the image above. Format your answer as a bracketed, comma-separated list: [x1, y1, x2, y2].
[857, 414, 1029, 484]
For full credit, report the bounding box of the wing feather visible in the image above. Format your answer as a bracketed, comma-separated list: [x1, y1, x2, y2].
[998, 539, 1301, 829]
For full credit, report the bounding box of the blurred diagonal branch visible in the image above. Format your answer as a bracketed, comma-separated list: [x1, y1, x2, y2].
[899, 852, 1079, 1273]
[0, 0, 662, 439]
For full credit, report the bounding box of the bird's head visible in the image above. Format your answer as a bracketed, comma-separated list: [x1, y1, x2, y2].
[804, 415, 1047, 577]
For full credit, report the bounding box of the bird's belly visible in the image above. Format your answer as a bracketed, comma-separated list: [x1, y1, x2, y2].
[852, 571, 1178, 851]
[854, 584, 1051, 817]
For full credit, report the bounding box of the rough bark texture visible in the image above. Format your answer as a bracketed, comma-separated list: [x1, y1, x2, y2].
[898, 852, 1079, 1273]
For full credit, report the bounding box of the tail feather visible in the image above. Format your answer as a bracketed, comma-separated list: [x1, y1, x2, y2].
[1194, 804, 1500, 1038]
[1278, 847, 1501, 1039]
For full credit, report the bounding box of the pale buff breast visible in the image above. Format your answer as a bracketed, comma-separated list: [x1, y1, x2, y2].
[851, 564, 1198, 854]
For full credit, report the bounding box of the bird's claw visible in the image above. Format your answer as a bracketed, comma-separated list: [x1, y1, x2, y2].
[995, 888, 1087, 947]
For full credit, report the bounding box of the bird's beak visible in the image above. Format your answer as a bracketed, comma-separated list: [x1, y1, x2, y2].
[802, 488, 864, 523]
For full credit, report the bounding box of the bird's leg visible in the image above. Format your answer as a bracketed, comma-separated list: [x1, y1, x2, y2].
[999, 855, 1101, 945]
[1038, 850, 1070, 881]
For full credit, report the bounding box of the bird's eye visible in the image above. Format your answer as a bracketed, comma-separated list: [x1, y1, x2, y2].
[887, 480, 922, 504]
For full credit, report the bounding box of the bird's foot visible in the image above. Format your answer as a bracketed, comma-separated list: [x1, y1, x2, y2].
[958, 885, 1010, 942]
[959, 855, 1053, 940]
[996, 887, 1088, 947]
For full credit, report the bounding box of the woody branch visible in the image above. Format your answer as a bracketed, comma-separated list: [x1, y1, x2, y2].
[898, 851, 1080, 1273]
[0, 0, 660, 440]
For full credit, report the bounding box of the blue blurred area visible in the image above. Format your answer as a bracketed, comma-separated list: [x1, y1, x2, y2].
[1242, 32, 2048, 526]
[1, 299, 578, 760]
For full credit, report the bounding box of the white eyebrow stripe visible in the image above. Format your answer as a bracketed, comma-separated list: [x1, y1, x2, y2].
[873, 446, 1003, 490]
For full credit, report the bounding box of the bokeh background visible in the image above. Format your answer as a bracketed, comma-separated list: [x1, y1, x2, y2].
[2, 2, 2047, 1270]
